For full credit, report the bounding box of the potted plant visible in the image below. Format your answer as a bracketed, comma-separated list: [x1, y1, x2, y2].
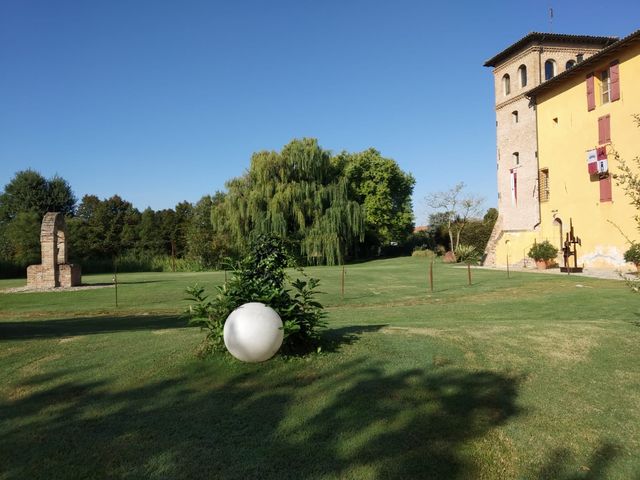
[528, 240, 559, 270]
[624, 243, 640, 272]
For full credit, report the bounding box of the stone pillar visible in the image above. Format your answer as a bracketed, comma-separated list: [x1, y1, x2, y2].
[27, 212, 81, 288]
[39, 213, 60, 287]
[56, 230, 67, 264]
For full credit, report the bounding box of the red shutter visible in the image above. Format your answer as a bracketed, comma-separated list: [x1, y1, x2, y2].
[597, 146, 607, 160]
[598, 115, 611, 144]
[610, 61, 620, 101]
[586, 74, 596, 111]
[599, 176, 612, 202]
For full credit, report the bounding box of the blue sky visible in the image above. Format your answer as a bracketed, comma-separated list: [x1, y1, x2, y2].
[1, 1, 638, 223]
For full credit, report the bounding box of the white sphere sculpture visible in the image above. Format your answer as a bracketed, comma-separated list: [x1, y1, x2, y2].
[223, 302, 284, 362]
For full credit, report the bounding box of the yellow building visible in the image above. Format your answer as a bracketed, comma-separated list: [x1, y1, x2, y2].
[526, 30, 640, 270]
[483, 33, 617, 268]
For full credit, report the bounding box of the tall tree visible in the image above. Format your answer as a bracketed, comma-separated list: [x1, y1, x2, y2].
[337, 148, 415, 251]
[186, 195, 217, 267]
[0, 170, 76, 268]
[0, 169, 76, 222]
[425, 182, 484, 252]
[1, 211, 41, 265]
[173, 201, 194, 257]
[213, 138, 364, 265]
[70, 194, 139, 258]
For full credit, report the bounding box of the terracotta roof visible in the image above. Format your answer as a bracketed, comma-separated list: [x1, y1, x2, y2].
[526, 29, 640, 99]
[484, 32, 618, 68]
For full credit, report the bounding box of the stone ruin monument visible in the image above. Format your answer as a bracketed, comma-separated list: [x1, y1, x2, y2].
[27, 212, 81, 288]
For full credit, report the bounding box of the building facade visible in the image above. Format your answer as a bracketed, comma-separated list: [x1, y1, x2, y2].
[484, 33, 620, 268]
[528, 30, 640, 269]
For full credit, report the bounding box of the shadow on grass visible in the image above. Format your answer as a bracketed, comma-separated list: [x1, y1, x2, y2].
[320, 324, 388, 353]
[0, 314, 189, 340]
[1, 358, 523, 479]
[536, 442, 623, 479]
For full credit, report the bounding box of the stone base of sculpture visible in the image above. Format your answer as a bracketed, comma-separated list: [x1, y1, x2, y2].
[27, 264, 82, 288]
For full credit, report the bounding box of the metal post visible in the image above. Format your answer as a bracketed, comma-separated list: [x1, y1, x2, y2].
[506, 253, 510, 278]
[114, 257, 118, 308]
[429, 258, 434, 292]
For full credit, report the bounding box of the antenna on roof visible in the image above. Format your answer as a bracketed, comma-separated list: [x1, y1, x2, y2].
[549, 7, 554, 32]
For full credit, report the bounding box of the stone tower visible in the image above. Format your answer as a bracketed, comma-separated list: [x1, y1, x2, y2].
[483, 33, 617, 266]
[27, 212, 81, 288]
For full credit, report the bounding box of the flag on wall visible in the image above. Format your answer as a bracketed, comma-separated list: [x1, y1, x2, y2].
[597, 146, 607, 160]
[587, 149, 598, 175]
[598, 159, 609, 173]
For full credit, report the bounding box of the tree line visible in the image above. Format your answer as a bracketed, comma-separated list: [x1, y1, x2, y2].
[0, 139, 417, 277]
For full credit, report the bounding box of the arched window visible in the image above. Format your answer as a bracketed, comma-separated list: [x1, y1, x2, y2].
[512, 110, 519, 124]
[518, 65, 527, 87]
[544, 60, 556, 80]
[502, 74, 511, 95]
[513, 152, 520, 165]
[566, 60, 576, 70]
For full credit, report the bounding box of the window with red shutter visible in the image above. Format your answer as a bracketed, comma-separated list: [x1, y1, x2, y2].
[586, 74, 595, 111]
[610, 61, 620, 101]
[598, 115, 611, 144]
[599, 176, 612, 202]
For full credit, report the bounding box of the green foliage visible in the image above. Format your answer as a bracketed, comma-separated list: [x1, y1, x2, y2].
[184, 234, 326, 356]
[403, 230, 434, 254]
[337, 148, 415, 252]
[425, 183, 484, 252]
[528, 240, 559, 261]
[2, 211, 41, 265]
[411, 248, 435, 258]
[427, 207, 497, 258]
[70, 194, 140, 259]
[0, 138, 417, 277]
[454, 244, 480, 264]
[458, 210, 498, 258]
[0, 170, 76, 273]
[0, 169, 76, 222]
[624, 243, 640, 265]
[186, 193, 235, 270]
[212, 139, 365, 265]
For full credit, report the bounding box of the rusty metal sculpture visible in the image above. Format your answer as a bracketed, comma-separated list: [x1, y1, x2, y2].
[561, 218, 583, 274]
[27, 212, 81, 288]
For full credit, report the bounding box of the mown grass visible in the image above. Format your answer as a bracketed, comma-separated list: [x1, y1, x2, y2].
[1, 257, 639, 479]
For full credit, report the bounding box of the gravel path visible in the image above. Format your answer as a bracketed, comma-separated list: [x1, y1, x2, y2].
[0, 284, 113, 294]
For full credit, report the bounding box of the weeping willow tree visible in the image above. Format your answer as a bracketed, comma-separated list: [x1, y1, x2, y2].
[212, 138, 364, 265]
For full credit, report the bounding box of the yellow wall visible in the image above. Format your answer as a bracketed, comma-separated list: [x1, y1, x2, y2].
[536, 41, 640, 269]
[494, 230, 540, 268]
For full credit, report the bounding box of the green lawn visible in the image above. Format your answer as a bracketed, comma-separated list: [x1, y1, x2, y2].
[1, 257, 639, 479]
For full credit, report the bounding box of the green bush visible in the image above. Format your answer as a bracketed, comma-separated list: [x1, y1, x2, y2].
[184, 234, 326, 357]
[434, 245, 446, 256]
[454, 244, 480, 264]
[411, 248, 435, 258]
[624, 243, 640, 265]
[0, 259, 28, 278]
[528, 240, 558, 261]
